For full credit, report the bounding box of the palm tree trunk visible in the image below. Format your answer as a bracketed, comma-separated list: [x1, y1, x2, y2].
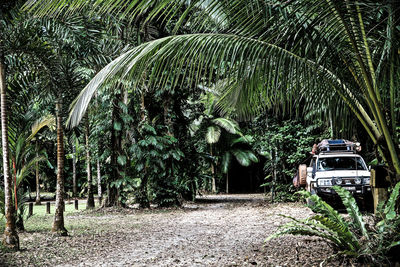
[72, 143, 77, 197]
[389, 3, 397, 145]
[52, 100, 67, 236]
[85, 115, 95, 209]
[0, 50, 19, 250]
[35, 140, 41, 205]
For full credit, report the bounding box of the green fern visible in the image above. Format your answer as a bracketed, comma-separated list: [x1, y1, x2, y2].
[268, 183, 400, 264]
[333, 186, 369, 239]
[267, 194, 360, 252]
[383, 182, 400, 220]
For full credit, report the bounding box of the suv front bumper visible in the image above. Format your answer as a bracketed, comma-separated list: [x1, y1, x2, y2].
[316, 185, 371, 195]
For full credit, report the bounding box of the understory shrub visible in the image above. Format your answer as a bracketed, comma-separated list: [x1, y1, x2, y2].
[267, 183, 400, 265]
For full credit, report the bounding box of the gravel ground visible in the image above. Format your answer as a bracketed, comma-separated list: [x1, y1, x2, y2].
[1, 194, 344, 266]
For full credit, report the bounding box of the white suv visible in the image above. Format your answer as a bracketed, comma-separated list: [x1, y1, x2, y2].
[306, 141, 371, 197]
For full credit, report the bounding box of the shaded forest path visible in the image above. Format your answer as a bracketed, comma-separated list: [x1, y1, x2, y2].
[3, 194, 337, 266]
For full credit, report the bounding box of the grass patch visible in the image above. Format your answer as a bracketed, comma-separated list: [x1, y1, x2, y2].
[29, 202, 86, 216]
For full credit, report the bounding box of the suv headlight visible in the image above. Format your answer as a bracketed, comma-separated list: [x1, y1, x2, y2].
[354, 178, 362, 184]
[335, 178, 343, 185]
[318, 179, 332, 186]
[364, 177, 370, 185]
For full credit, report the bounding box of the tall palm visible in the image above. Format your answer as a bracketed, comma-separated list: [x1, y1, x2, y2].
[0, 45, 19, 250]
[192, 93, 243, 192]
[0, 0, 20, 250]
[24, 1, 400, 180]
[205, 117, 241, 192]
[32, 12, 118, 231]
[220, 135, 258, 193]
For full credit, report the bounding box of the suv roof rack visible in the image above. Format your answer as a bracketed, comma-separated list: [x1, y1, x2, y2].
[319, 151, 357, 155]
[312, 139, 361, 154]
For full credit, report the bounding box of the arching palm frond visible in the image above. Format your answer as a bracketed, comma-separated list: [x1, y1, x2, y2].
[25, 0, 400, 175]
[66, 32, 377, 141]
[211, 118, 239, 135]
[28, 114, 56, 141]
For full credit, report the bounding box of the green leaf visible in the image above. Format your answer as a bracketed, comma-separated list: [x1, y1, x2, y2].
[117, 155, 127, 166]
[212, 118, 240, 135]
[221, 152, 232, 173]
[147, 136, 157, 146]
[171, 151, 182, 161]
[383, 182, 400, 220]
[232, 149, 251, 166]
[333, 186, 369, 240]
[389, 241, 400, 249]
[206, 126, 221, 144]
[114, 122, 122, 131]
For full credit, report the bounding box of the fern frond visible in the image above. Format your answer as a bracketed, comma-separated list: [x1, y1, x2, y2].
[383, 182, 400, 221]
[307, 194, 350, 231]
[333, 186, 369, 239]
[311, 215, 359, 251]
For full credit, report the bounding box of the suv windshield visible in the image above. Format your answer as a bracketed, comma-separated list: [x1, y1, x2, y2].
[317, 157, 366, 171]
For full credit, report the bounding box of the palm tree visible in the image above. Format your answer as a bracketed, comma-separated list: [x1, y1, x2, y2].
[52, 100, 67, 235]
[1, 0, 20, 250]
[220, 135, 258, 193]
[24, 1, 400, 180]
[30, 114, 56, 205]
[205, 117, 240, 192]
[0, 47, 19, 250]
[192, 93, 258, 192]
[192, 93, 243, 192]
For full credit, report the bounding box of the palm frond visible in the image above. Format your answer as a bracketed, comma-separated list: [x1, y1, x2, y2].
[221, 151, 231, 174]
[16, 156, 47, 187]
[28, 114, 56, 142]
[211, 118, 240, 135]
[206, 125, 221, 144]
[231, 149, 258, 167]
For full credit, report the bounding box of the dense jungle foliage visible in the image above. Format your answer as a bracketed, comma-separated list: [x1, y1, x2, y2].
[0, 0, 399, 264]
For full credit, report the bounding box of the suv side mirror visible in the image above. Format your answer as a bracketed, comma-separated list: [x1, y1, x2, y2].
[368, 165, 371, 171]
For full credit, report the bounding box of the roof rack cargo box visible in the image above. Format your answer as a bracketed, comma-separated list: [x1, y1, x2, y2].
[315, 139, 361, 154]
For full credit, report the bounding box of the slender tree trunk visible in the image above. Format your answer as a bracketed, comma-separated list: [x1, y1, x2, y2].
[210, 145, 216, 193]
[94, 89, 102, 204]
[163, 93, 173, 137]
[72, 143, 77, 197]
[0, 50, 19, 250]
[137, 91, 150, 208]
[35, 141, 41, 205]
[97, 158, 102, 203]
[226, 172, 229, 194]
[106, 94, 121, 207]
[85, 115, 95, 209]
[52, 100, 67, 236]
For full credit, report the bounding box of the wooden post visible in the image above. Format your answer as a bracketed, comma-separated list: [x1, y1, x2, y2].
[371, 167, 389, 214]
[74, 199, 78, 210]
[46, 202, 50, 214]
[28, 202, 33, 217]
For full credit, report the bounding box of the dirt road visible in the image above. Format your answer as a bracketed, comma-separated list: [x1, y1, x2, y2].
[2, 194, 337, 266]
